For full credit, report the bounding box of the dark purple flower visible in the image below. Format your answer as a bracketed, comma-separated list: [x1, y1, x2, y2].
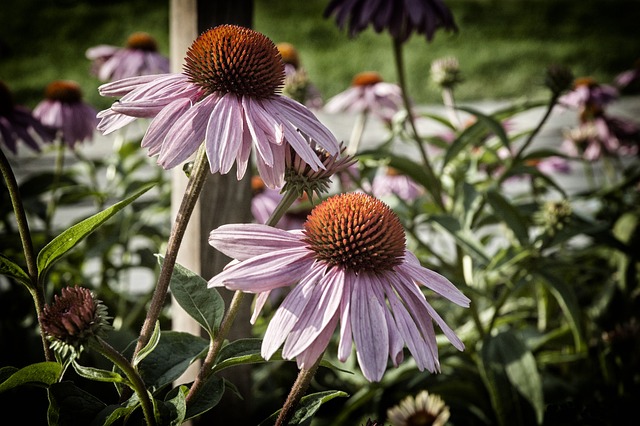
[0, 81, 54, 153]
[33, 80, 98, 147]
[324, 0, 458, 43]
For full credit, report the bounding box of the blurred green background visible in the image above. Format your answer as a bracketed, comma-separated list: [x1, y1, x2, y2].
[1, 0, 639, 110]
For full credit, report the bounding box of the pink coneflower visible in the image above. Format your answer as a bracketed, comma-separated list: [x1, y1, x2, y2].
[324, 71, 403, 124]
[209, 192, 469, 382]
[372, 167, 424, 202]
[0, 81, 54, 153]
[562, 116, 640, 160]
[324, 0, 458, 43]
[97, 25, 339, 188]
[86, 32, 170, 82]
[558, 77, 618, 122]
[614, 59, 640, 93]
[33, 80, 98, 147]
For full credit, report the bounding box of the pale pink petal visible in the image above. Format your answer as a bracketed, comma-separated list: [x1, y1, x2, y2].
[295, 314, 339, 370]
[141, 98, 192, 155]
[209, 224, 306, 260]
[337, 270, 353, 362]
[261, 267, 325, 359]
[401, 251, 470, 307]
[205, 93, 244, 175]
[351, 274, 389, 382]
[208, 247, 314, 292]
[242, 97, 274, 167]
[251, 292, 271, 325]
[282, 268, 344, 358]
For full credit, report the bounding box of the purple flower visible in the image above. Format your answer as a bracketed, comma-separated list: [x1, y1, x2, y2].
[372, 167, 424, 202]
[324, 71, 403, 124]
[97, 25, 339, 188]
[324, 0, 458, 43]
[0, 81, 54, 153]
[562, 115, 640, 160]
[33, 80, 98, 148]
[558, 77, 619, 121]
[209, 192, 469, 382]
[86, 32, 170, 82]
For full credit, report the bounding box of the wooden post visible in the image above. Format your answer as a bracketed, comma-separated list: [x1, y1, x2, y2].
[169, 0, 255, 423]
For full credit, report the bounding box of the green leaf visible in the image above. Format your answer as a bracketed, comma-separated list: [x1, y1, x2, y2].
[47, 381, 106, 426]
[0, 362, 62, 393]
[486, 189, 530, 246]
[168, 258, 225, 338]
[538, 270, 586, 351]
[212, 338, 264, 373]
[178, 375, 225, 420]
[133, 320, 161, 368]
[260, 390, 349, 426]
[128, 331, 208, 392]
[0, 254, 31, 288]
[37, 183, 154, 279]
[430, 215, 491, 264]
[158, 385, 188, 426]
[479, 331, 544, 426]
[457, 105, 511, 149]
[71, 360, 130, 385]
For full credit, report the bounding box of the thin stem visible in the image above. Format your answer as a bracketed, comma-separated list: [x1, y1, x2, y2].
[92, 337, 156, 426]
[442, 87, 462, 130]
[275, 356, 322, 426]
[185, 187, 301, 405]
[347, 111, 368, 155]
[512, 95, 559, 164]
[44, 138, 65, 239]
[0, 147, 53, 361]
[132, 145, 210, 360]
[392, 38, 445, 211]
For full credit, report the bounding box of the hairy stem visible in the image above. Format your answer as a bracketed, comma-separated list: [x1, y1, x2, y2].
[275, 356, 322, 426]
[0, 147, 53, 361]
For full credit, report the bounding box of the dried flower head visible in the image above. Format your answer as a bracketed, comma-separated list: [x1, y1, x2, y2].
[430, 56, 463, 89]
[40, 286, 111, 356]
[544, 64, 574, 96]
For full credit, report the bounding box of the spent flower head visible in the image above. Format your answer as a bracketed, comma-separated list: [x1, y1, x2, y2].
[430, 56, 463, 89]
[86, 32, 170, 82]
[544, 64, 574, 97]
[209, 192, 470, 381]
[387, 390, 450, 426]
[0, 81, 54, 153]
[97, 25, 339, 188]
[40, 286, 111, 357]
[324, 0, 458, 43]
[33, 80, 98, 147]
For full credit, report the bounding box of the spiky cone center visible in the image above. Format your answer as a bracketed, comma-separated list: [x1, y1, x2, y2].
[126, 31, 159, 51]
[303, 193, 405, 273]
[352, 71, 383, 87]
[0, 81, 14, 116]
[277, 42, 300, 68]
[184, 24, 285, 98]
[44, 80, 83, 104]
[40, 286, 110, 353]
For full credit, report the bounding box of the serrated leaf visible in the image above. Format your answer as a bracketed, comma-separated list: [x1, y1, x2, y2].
[37, 183, 154, 279]
[168, 259, 225, 338]
[486, 189, 529, 246]
[133, 320, 161, 368]
[260, 390, 349, 426]
[0, 253, 31, 288]
[0, 362, 62, 393]
[71, 360, 129, 385]
[479, 331, 544, 426]
[47, 381, 106, 426]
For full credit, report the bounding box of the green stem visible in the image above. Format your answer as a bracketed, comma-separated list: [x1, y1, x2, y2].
[92, 337, 156, 426]
[44, 138, 65, 239]
[442, 87, 462, 130]
[392, 38, 445, 211]
[511, 95, 559, 165]
[132, 145, 210, 360]
[185, 187, 301, 406]
[275, 356, 322, 426]
[0, 147, 53, 361]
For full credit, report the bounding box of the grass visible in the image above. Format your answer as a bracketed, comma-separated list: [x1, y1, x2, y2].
[1, 0, 639, 110]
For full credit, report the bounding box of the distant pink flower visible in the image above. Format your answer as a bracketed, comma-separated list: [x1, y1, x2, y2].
[251, 176, 307, 230]
[97, 25, 339, 188]
[33, 80, 97, 147]
[558, 77, 618, 121]
[372, 167, 424, 202]
[209, 192, 469, 382]
[277, 42, 323, 109]
[324, 0, 458, 43]
[0, 81, 54, 153]
[86, 32, 170, 82]
[562, 116, 640, 160]
[614, 59, 640, 93]
[324, 71, 403, 124]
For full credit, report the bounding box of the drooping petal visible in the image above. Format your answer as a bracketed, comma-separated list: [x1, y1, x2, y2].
[351, 273, 389, 382]
[205, 93, 244, 175]
[295, 314, 339, 370]
[337, 269, 354, 362]
[141, 97, 193, 156]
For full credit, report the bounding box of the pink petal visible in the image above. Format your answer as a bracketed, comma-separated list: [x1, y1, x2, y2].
[209, 224, 306, 260]
[205, 93, 244, 175]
